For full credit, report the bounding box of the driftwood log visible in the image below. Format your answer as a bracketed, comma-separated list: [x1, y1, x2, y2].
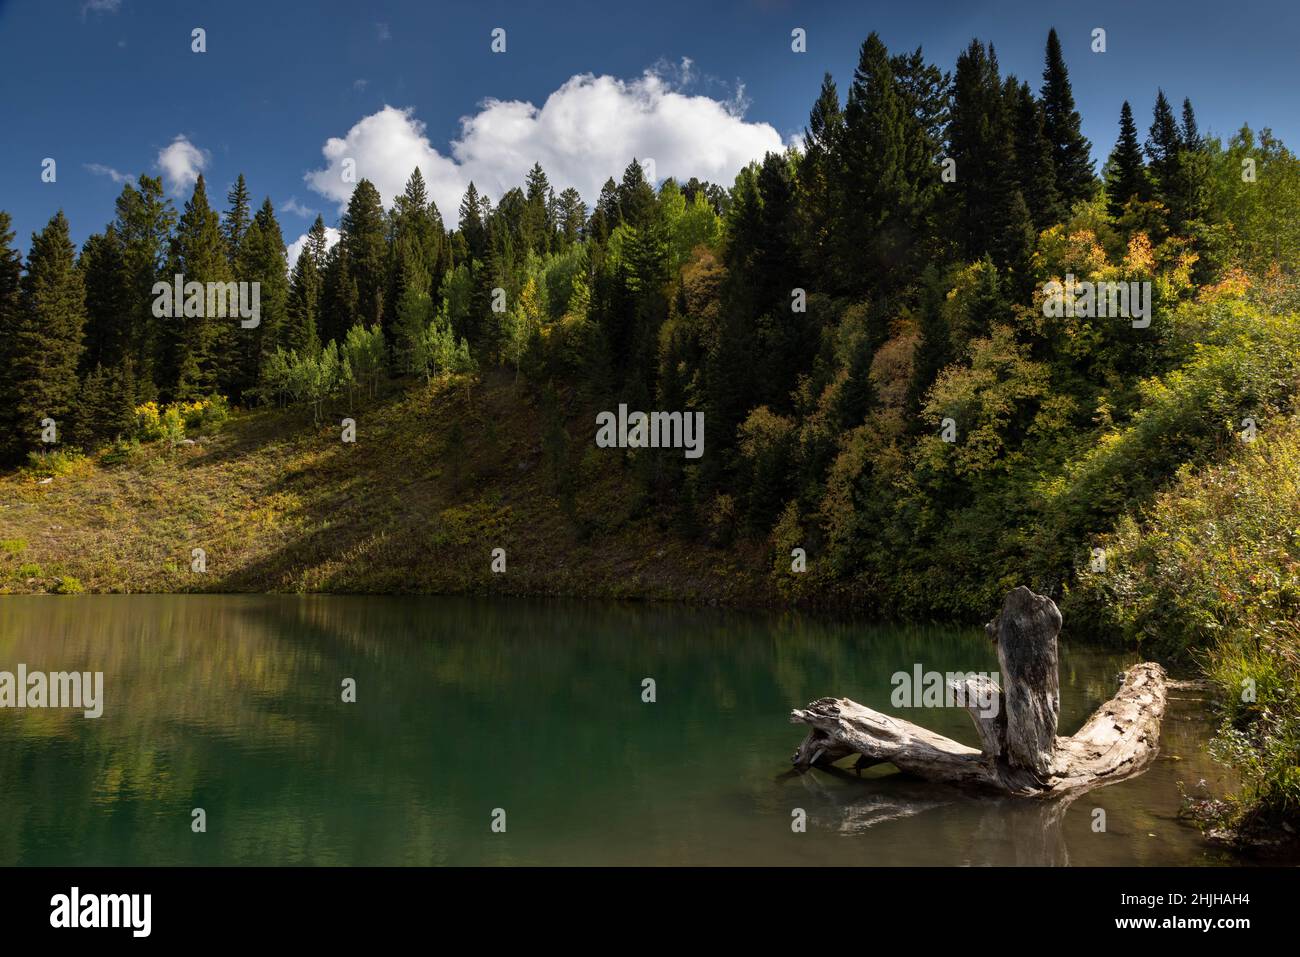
[789, 586, 1167, 798]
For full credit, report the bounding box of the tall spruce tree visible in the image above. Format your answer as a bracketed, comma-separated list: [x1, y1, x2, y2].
[457, 182, 488, 263]
[7, 212, 86, 458]
[76, 361, 136, 447]
[1041, 28, 1096, 209]
[1145, 89, 1187, 231]
[616, 160, 657, 230]
[836, 32, 937, 294]
[78, 226, 132, 373]
[232, 198, 289, 398]
[556, 187, 586, 247]
[0, 212, 27, 462]
[798, 73, 845, 285]
[318, 240, 358, 347]
[588, 177, 620, 242]
[456, 183, 493, 347]
[112, 175, 175, 399]
[949, 41, 1033, 271]
[1106, 100, 1149, 218]
[522, 162, 553, 255]
[165, 174, 232, 399]
[341, 179, 387, 329]
[1180, 97, 1202, 150]
[223, 173, 252, 264]
[1009, 79, 1061, 231]
[286, 215, 327, 355]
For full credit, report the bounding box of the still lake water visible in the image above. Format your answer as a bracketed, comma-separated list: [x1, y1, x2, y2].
[0, 595, 1237, 866]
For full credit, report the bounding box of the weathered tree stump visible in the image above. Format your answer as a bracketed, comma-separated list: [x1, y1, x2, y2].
[789, 587, 1167, 798]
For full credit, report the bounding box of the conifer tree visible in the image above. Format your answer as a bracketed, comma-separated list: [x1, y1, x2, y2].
[588, 178, 620, 241]
[7, 212, 86, 458]
[798, 73, 844, 284]
[1106, 100, 1150, 218]
[1145, 89, 1196, 232]
[457, 183, 494, 348]
[386, 168, 444, 355]
[286, 215, 326, 356]
[1009, 80, 1061, 231]
[392, 251, 433, 374]
[79, 226, 131, 373]
[223, 173, 251, 264]
[0, 212, 27, 462]
[76, 361, 136, 447]
[112, 175, 175, 398]
[522, 162, 552, 255]
[165, 174, 232, 398]
[457, 182, 488, 264]
[556, 187, 585, 247]
[318, 240, 358, 347]
[1041, 28, 1096, 209]
[616, 160, 657, 230]
[1180, 97, 1202, 150]
[836, 33, 937, 294]
[232, 198, 288, 397]
[949, 41, 1033, 271]
[341, 179, 387, 329]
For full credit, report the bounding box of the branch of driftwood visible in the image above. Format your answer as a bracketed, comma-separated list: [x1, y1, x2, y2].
[789, 587, 1167, 798]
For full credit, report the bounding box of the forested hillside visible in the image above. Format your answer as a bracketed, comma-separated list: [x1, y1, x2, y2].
[2, 29, 1298, 843]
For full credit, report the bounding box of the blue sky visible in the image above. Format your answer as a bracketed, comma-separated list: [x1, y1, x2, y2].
[2, 0, 1298, 257]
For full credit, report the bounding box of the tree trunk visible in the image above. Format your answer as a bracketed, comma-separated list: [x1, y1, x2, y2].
[789, 588, 1167, 799]
[988, 586, 1061, 780]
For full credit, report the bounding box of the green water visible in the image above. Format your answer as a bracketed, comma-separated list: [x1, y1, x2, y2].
[0, 595, 1236, 866]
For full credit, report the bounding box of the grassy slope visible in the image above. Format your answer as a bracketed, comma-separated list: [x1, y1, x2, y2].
[0, 371, 771, 601]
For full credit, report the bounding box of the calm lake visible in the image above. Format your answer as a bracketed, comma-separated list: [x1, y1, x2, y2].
[0, 595, 1237, 866]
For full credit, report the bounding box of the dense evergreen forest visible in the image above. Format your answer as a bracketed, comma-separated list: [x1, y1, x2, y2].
[1, 29, 1297, 841]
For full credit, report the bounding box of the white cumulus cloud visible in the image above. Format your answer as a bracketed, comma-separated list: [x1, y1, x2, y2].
[304, 63, 785, 218]
[156, 135, 208, 196]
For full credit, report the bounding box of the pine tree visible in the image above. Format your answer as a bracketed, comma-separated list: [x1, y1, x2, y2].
[616, 160, 657, 229]
[232, 198, 289, 397]
[7, 212, 86, 458]
[1180, 97, 1202, 150]
[223, 173, 251, 264]
[753, 153, 808, 408]
[1009, 80, 1061, 231]
[522, 162, 552, 255]
[286, 215, 326, 355]
[798, 72, 844, 285]
[1145, 88, 1191, 232]
[949, 41, 1033, 271]
[1041, 28, 1096, 209]
[0, 212, 27, 462]
[1106, 100, 1149, 218]
[836, 32, 937, 293]
[589, 177, 620, 241]
[79, 226, 132, 373]
[112, 175, 175, 398]
[556, 187, 585, 247]
[457, 182, 488, 263]
[76, 361, 136, 447]
[341, 179, 387, 329]
[392, 251, 433, 374]
[386, 168, 444, 355]
[165, 174, 232, 399]
[1176, 98, 1211, 231]
[318, 240, 358, 347]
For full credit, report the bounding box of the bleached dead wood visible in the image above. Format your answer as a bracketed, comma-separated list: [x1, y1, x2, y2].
[789, 587, 1167, 798]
